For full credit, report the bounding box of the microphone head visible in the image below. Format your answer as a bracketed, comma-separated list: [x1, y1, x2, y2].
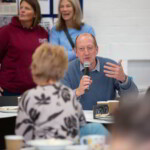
[84, 62, 90, 68]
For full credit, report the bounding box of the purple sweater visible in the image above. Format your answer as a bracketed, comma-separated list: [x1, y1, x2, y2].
[0, 17, 48, 94]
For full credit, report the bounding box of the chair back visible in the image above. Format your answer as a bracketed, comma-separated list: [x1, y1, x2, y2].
[0, 96, 18, 106]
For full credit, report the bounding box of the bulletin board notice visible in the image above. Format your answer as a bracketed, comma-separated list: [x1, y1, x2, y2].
[0, 0, 18, 15]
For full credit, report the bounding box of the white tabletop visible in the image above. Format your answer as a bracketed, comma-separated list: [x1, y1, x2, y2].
[0, 110, 114, 124]
[0, 112, 17, 119]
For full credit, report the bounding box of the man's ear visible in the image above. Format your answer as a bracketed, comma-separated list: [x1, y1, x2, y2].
[73, 48, 76, 53]
[74, 48, 78, 57]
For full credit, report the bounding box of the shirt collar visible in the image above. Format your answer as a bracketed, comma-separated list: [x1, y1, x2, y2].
[80, 58, 100, 72]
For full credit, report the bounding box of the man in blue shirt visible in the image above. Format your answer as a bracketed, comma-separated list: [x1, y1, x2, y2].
[61, 33, 138, 110]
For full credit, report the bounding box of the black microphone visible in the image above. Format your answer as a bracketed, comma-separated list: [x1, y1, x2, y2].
[84, 62, 90, 76]
[84, 62, 90, 92]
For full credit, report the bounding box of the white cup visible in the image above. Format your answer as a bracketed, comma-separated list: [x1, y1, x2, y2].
[80, 135, 105, 150]
[66, 145, 89, 150]
[5, 135, 24, 150]
[17, 96, 21, 103]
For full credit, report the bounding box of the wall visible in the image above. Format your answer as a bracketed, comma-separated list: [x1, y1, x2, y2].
[84, 0, 150, 90]
[1, 0, 149, 90]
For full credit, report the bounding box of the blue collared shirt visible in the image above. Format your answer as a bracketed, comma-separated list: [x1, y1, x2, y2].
[80, 58, 100, 72]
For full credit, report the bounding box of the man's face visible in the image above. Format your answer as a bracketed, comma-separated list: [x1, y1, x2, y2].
[75, 34, 98, 69]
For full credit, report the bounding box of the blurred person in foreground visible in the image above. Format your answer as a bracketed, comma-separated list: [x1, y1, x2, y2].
[0, 0, 48, 96]
[15, 43, 109, 142]
[51, 0, 95, 61]
[111, 97, 150, 150]
[61, 33, 138, 110]
[145, 86, 150, 98]
[15, 43, 86, 142]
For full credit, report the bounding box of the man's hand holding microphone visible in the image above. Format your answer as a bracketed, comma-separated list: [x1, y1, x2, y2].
[76, 62, 92, 97]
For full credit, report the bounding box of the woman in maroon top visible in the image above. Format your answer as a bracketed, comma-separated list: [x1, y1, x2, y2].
[0, 0, 48, 96]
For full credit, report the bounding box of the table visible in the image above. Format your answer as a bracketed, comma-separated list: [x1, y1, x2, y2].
[0, 112, 17, 119]
[0, 111, 114, 124]
[0, 110, 113, 149]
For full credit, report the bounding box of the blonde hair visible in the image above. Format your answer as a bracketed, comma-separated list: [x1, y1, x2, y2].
[56, 0, 83, 30]
[31, 43, 68, 82]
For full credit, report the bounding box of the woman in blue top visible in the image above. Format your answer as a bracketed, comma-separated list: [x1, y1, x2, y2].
[51, 0, 95, 61]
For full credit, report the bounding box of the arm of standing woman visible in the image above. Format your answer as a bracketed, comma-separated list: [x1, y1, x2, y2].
[50, 26, 60, 45]
[0, 26, 9, 96]
[0, 26, 9, 61]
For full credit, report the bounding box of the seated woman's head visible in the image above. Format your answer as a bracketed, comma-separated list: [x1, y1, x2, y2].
[31, 43, 68, 85]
